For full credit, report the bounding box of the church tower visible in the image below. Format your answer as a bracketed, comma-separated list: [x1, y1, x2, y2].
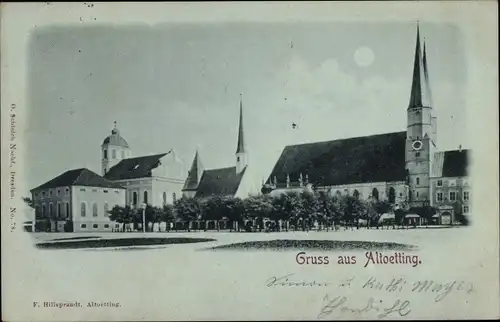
[235, 94, 248, 174]
[101, 122, 131, 176]
[405, 24, 436, 206]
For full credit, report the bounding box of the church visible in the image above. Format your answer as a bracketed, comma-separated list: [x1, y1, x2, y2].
[182, 95, 257, 199]
[264, 26, 470, 225]
[101, 123, 187, 208]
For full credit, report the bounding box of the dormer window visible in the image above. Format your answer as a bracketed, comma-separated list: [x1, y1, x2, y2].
[133, 164, 139, 170]
[103, 149, 108, 159]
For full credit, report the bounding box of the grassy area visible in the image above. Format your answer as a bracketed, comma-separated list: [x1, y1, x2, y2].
[37, 237, 216, 249]
[208, 239, 417, 251]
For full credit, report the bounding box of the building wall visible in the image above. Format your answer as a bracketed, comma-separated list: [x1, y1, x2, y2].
[32, 186, 73, 231]
[316, 181, 407, 203]
[152, 177, 182, 206]
[71, 185, 126, 232]
[430, 176, 471, 214]
[114, 178, 153, 208]
[235, 167, 260, 199]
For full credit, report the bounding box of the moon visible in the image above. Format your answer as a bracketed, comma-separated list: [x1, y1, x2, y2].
[353, 47, 375, 67]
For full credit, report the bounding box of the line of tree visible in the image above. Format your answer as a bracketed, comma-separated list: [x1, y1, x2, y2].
[23, 191, 459, 232]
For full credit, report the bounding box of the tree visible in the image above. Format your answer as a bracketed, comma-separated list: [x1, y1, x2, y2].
[22, 197, 35, 209]
[244, 195, 274, 232]
[108, 205, 135, 232]
[175, 197, 201, 232]
[315, 191, 336, 231]
[223, 197, 245, 231]
[162, 205, 175, 231]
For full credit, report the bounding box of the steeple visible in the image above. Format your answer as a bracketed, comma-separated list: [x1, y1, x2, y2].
[408, 23, 432, 109]
[182, 150, 204, 193]
[236, 94, 245, 154]
[422, 39, 433, 106]
[235, 94, 248, 173]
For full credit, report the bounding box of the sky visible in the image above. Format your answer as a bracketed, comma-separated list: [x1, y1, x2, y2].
[26, 21, 467, 193]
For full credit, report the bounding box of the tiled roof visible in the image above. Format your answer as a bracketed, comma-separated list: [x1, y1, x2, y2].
[432, 149, 469, 178]
[31, 168, 124, 191]
[195, 166, 246, 198]
[267, 131, 407, 187]
[104, 152, 169, 180]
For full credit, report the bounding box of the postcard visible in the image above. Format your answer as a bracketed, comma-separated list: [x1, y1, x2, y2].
[1, 2, 499, 321]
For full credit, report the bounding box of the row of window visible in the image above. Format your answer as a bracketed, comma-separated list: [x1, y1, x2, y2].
[80, 202, 110, 217]
[129, 191, 177, 206]
[79, 188, 120, 194]
[329, 187, 400, 202]
[80, 223, 118, 229]
[36, 202, 71, 219]
[436, 191, 470, 202]
[436, 179, 467, 187]
[36, 187, 121, 198]
[36, 187, 70, 198]
[103, 149, 125, 160]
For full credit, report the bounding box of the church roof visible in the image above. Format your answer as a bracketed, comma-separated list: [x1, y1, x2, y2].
[102, 126, 129, 148]
[194, 166, 247, 198]
[31, 168, 124, 192]
[104, 152, 169, 180]
[267, 131, 407, 187]
[408, 24, 432, 109]
[431, 149, 470, 178]
[183, 151, 204, 191]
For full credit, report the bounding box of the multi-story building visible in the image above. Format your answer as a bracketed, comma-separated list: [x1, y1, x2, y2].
[30, 168, 126, 232]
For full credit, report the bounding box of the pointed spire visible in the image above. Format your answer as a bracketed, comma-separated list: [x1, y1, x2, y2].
[408, 23, 432, 109]
[422, 38, 433, 106]
[236, 93, 246, 154]
[182, 150, 204, 191]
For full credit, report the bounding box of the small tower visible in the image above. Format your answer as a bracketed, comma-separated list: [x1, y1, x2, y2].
[235, 94, 248, 173]
[405, 24, 436, 206]
[101, 121, 131, 176]
[182, 149, 204, 198]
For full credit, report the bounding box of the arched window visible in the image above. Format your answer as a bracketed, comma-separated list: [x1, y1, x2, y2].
[103, 149, 108, 159]
[104, 203, 109, 216]
[163, 192, 167, 206]
[35, 205, 41, 219]
[42, 204, 46, 218]
[237, 156, 240, 162]
[143, 191, 148, 204]
[92, 203, 98, 217]
[353, 189, 360, 199]
[66, 203, 70, 219]
[388, 187, 396, 204]
[133, 192, 138, 205]
[112, 149, 116, 159]
[372, 188, 379, 201]
[81, 202, 86, 217]
[49, 203, 53, 218]
[57, 202, 61, 219]
[416, 177, 420, 185]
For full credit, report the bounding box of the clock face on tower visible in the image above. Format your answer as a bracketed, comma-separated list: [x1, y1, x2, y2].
[412, 140, 423, 151]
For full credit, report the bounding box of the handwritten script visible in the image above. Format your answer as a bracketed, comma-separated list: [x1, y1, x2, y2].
[265, 274, 474, 319]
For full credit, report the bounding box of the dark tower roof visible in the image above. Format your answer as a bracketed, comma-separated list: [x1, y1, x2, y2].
[102, 121, 130, 148]
[422, 40, 434, 106]
[236, 94, 246, 154]
[408, 24, 432, 109]
[183, 150, 204, 191]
